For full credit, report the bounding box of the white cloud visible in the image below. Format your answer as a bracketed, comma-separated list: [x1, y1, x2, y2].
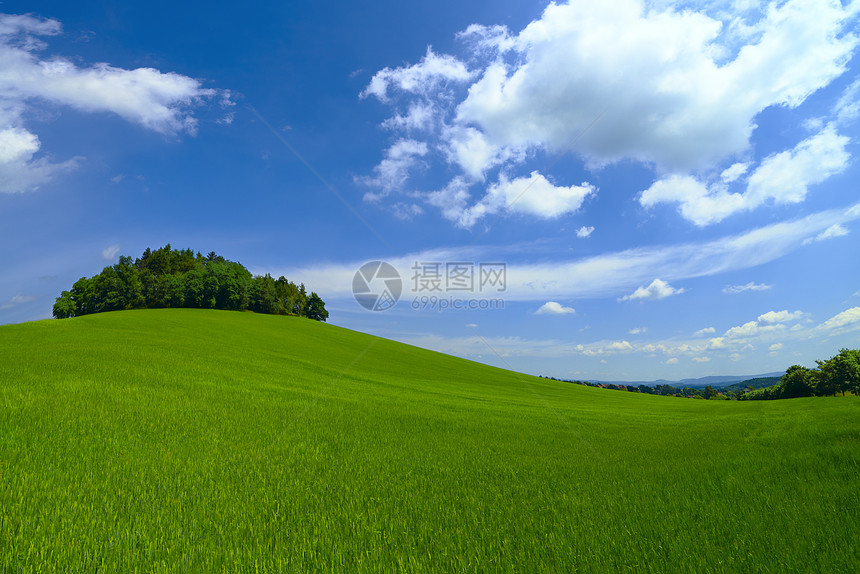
[264, 202, 860, 303]
[723, 281, 772, 294]
[803, 223, 850, 244]
[536, 301, 576, 315]
[0, 13, 229, 194]
[606, 341, 634, 352]
[629, 327, 647, 335]
[455, 0, 859, 171]
[0, 294, 35, 310]
[426, 171, 595, 228]
[721, 162, 751, 183]
[381, 102, 436, 131]
[362, 0, 860, 226]
[695, 327, 716, 336]
[486, 172, 594, 219]
[441, 125, 513, 181]
[101, 244, 121, 261]
[639, 174, 745, 227]
[834, 78, 860, 124]
[816, 306, 860, 334]
[390, 304, 860, 365]
[745, 124, 850, 205]
[359, 139, 428, 201]
[725, 320, 761, 338]
[722, 309, 802, 339]
[361, 47, 473, 102]
[758, 310, 804, 324]
[640, 124, 851, 226]
[620, 279, 684, 302]
[576, 226, 594, 238]
[466, 323, 478, 328]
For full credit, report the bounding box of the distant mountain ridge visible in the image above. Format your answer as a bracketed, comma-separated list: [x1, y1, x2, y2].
[585, 372, 785, 389]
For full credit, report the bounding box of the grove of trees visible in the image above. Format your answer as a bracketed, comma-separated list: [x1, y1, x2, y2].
[53, 245, 328, 322]
[739, 348, 860, 400]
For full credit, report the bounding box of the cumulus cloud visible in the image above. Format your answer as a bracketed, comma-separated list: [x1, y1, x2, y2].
[640, 124, 851, 226]
[536, 301, 576, 315]
[361, 0, 859, 226]
[361, 46, 474, 102]
[629, 327, 647, 335]
[816, 306, 860, 334]
[725, 321, 762, 338]
[723, 281, 772, 294]
[722, 309, 803, 339]
[758, 310, 804, 324]
[0, 12, 230, 194]
[665, 358, 679, 365]
[427, 171, 595, 228]
[692, 356, 711, 363]
[619, 279, 684, 302]
[456, 0, 858, 170]
[695, 327, 716, 336]
[576, 226, 594, 238]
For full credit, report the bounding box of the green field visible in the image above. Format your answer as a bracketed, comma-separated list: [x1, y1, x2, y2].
[1, 309, 858, 572]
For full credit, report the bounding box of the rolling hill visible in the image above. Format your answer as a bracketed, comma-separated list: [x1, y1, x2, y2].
[1, 309, 858, 571]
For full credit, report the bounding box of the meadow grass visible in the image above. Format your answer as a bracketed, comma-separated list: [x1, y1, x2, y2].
[1, 309, 858, 572]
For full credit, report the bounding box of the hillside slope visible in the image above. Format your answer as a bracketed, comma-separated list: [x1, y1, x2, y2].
[1, 309, 858, 572]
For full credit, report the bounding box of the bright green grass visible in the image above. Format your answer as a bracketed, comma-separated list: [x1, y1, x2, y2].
[1, 309, 858, 572]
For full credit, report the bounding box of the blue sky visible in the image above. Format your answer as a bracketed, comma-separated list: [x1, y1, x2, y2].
[2, 0, 859, 381]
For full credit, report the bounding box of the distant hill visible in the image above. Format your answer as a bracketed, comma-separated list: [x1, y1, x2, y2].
[721, 376, 783, 394]
[586, 372, 785, 389]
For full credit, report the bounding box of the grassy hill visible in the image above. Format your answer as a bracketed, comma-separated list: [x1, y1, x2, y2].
[1, 309, 858, 572]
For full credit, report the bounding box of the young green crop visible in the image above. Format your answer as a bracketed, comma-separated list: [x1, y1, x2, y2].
[1, 309, 858, 572]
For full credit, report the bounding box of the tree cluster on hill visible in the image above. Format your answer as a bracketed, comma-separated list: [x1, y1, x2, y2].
[543, 349, 859, 401]
[738, 349, 860, 400]
[52, 245, 328, 322]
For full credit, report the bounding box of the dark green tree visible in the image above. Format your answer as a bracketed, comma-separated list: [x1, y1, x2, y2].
[52, 290, 76, 319]
[818, 349, 860, 396]
[304, 292, 329, 322]
[780, 365, 816, 398]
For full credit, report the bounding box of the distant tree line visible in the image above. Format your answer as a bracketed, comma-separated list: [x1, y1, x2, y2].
[737, 348, 860, 400]
[543, 349, 860, 401]
[541, 377, 734, 399]
[53, 245, 328, 322]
